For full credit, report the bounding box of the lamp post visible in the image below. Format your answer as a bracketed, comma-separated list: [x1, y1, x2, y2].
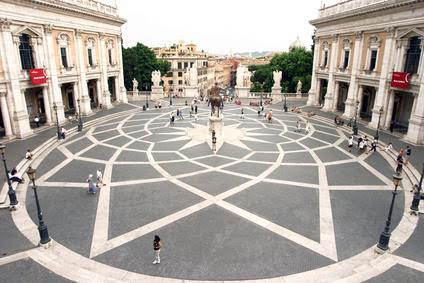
[283, 93, 288, 112]
[377, 173, 403, 252]
[26, 167, 51, 246]
[77, 98, 83, 132]
[260, 92, 263, 107]
[0, 144, 18, 209]
[212, 130, 216, 152]
[169, 90, 173, 106]
[352, 100, 360, 135]
[410, 163, 424, 215]
[53, 103, 60, 140]
[375, 106, 384, 141]
[145, 83, 149, 109]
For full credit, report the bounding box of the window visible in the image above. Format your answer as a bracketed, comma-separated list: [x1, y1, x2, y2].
[369, 50, 377, 71]
[88, 48, 93, 66]
[178, 80, 183, 85]
[60, 47, 68, 68]
[184, 62, 188, 69]
[190, 62, 194, 67]
[19, 34, 35, 70]
[177, 62, 182, 69]
[404, 36, 421, 74]
[169, 80, 173, 85]
[178, 72, 183, 77]
[108, 49, 113, 65]
[343, 50, 350, 69]
[324, 50, 328, 67]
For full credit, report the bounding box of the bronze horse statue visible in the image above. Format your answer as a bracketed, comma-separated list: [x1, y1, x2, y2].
[208, 84, 224, 117]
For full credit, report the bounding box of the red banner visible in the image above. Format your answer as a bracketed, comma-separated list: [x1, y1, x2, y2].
[29, 68, 47, 85]
[391, 72, 410, 89]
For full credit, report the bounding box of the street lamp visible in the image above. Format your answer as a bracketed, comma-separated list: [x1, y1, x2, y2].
[375, 106, 384, 141]
[26, 167, 51, 246]
[377, 173, 403, 252]
[410, 163, 424, 215]
[283, 93, 288, 112]
[53, 103, 60, 140]
[169, 90, 173, 106]
[212, 130, 217, 152]
[0, 144, 19, 209]
[77, 98, 83, 132]
[352, 100, 360, 135]
[260, 92, 263, 107]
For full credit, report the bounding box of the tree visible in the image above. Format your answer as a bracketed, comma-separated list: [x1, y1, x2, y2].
[122, 43, 170, 90]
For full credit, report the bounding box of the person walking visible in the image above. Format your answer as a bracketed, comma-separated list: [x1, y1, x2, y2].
[405, 145, 412, 164]
[370, 139, 377, 153]
[34, 116, 40, 128]
[385, 142, 393, 152]
[357, 136, 363, 149]
[96, 169, 105, 187]
[170, 112, 175, 126]
[305, 121, 311, 134]
[240, 108, 245, 119]
[267, 110, 272, 123]
[152, 235, 162, 264]
[347, 136, 353, 152]
[296, 120, 301, 132]
[194, 105, 198, 114]
[396, 153, 404, 174]
[178, 109, 184, 120]
[87, 174, 97, 194]
[60, 127, 66, 141]
[25, 149, 33, 160]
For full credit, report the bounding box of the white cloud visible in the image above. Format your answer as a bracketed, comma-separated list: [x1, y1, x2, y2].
[116, 0, 322, 54]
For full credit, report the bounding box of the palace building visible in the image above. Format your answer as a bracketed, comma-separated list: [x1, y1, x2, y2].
[0, 0, 127, 138]
[307, 0, 424, 144]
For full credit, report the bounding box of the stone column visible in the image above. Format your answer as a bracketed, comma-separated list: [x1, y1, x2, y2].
[98, 33, 112, 109]
[406, 89, 424, 144]
[356, 85, 364, 117]
[42, 86, 52, 124]
[384, 90, 395, 129]
[344, 32, 363, 118]
[331, 82, 340, 111]
[44, 24, 66, 124]
[307, 37, 321, 106]
[369, 27, 395, 129]
[116, 35, 127, 103]
[0, 91, 13, 137]
[75, 29, 92, 116]
[323, 35, 339, 111]
[96, 79, 102, 107]
[0, 19, 32, 138]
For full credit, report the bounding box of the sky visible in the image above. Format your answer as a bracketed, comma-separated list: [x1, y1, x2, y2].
[112, 0, 331, 55]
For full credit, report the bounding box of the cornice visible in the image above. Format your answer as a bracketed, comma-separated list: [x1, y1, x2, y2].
[310, 0, 424, 26]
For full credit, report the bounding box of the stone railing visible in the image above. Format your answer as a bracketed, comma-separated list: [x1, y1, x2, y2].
[319, 0, 388, 18]
[44, 0, 119, 17]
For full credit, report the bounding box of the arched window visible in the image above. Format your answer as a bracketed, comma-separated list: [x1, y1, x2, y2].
[19, 34, 34, 70]
[404, 36, 421, 74]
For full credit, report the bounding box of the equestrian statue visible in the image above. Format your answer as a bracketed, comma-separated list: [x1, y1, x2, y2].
[208, 83, 224, 117]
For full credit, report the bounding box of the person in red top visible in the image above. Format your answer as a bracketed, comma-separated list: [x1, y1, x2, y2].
[152, 235, 162, 264]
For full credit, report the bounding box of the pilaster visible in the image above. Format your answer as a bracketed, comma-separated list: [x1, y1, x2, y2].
[323, 35, 339, 112]
[75, 29, 92, 116]
[307, 37, 321, 106]
[0, 91, 13, 137]
[98, 32, 112, 109]
[344, 31, 363, 118]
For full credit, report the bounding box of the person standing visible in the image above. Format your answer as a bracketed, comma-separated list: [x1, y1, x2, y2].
[194, 105, 198, 114]
[170, 112, 175, 126]
[25, 149, 33, 160]
[385, 142, 393, 152]
[405, 145, 412, 164]
[305, 121, 311, 134]
[87, 174, 97, 194]
[347, 136, 353, 152]
[60, 127, 66, 141]
[96, 169, 105, 187]
[152, 235, 162, 264]
[34, 116, 40, 128]
[296, 120, 301, 132]
[240, 108, 245, 119]
[396, 153, 404, 174]
[370, 139, 377, 153]
[357, 136, 363, 149]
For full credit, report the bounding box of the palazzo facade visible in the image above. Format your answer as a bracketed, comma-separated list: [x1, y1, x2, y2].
[308, 0, 424, 144]
[0, 0, 127, 138]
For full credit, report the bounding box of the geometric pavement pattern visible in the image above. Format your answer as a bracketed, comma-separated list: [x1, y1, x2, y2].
[6, 102, 424, 281]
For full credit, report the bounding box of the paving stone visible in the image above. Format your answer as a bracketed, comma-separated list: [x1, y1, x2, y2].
[126, 140, 151, 151]
[46, 160, 105, 183]
[194, 156, 234, 167]
[116, 150, 149, 162]
[284, 132, 304, 140]
[65, 137, 94, 155]
[0, 258, 73, 282]
[0, 210, 33, 257]
[152, 140, 187, 151]
[95, 205, 333, 280]
[93, 122, 121, 133]
[221, 161, 271, 177]
[126, 130, 149, 139]
[112, 164, 162, 182]
[247, 152, 279, 162]
[180, 143, 214, 159]
[299, 138, 328, 149]
[365, 152, 396, 181]
[93, 130, 121, 141]
[326, 162, 386, 186]
[268, 165, 319, 184]
[103, 136, 132, 147]
[179, 171, 249, 196]
[36, 149, 67, 177]
[159, 161, 207, 176]
[108, 182, 203, 239]
[123, 120, 147, 128]
[282, 151, 316, 163]
[395, 215, 424, 264]
[330, 190, 404, 261]
[312, 125, 339, 135]
[151, 152, 183, 162]
[26, 186, 99, 257]
[80, 144, 117, 161]
[280, 142, 305, 152]
[312, 132, 340, 144]
[242, 140, 279, 152]
[366, 264, 424, 282]
[227, 183, 320, 242]
[315, 147, 351, 163]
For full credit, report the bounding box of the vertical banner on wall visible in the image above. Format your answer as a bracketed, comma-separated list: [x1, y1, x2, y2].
[29, 68, 47, 85]
[391, 72, 410, 89]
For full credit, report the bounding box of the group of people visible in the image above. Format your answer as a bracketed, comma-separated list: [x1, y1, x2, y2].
[86, 169, 106, 195]
[295, 120, 311, 134]
[347, 135, 378, 154]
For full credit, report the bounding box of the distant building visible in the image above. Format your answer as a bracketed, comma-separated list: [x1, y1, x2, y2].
[0, 0, 127, 138]
[308, 0, 424, 144]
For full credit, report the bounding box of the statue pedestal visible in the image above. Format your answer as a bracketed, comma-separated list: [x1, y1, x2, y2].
[271, 87, 281, 95]
[208, 115, 224, 152]
[184, 86, 198, 97]
[236, 86, 250, 98]
[150, 86, 164, 100]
